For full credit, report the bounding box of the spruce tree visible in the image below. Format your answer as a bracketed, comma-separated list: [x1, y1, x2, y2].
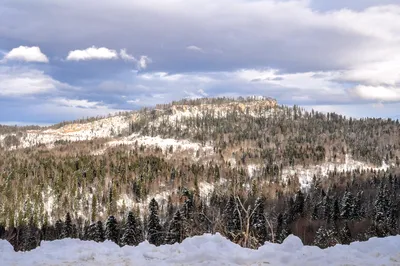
[105, 216, 119, 244]
[165, 210, 184, 244]
[250, 197, 268, 245]
[340, 223, 352, 244]
[148, 198, 163, 246]
[223, 195, 241, 240]
[61, 212, 72, 238]
[93, 220, 105, 242]
[120, 212, 140, 246]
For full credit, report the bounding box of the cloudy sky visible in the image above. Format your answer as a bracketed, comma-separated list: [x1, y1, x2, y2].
[1, 0, 400, 124]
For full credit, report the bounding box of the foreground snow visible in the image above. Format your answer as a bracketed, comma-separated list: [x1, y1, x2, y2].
[1, 234, 400, 266]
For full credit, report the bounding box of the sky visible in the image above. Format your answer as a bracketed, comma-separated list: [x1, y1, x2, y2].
[0, 0, 400, 124]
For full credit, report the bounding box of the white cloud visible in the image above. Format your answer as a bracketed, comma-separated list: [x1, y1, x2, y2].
[52, 98, 102, 108]
[350, 85, 400, 102]
[120, 49, 136, 62]
[2, 46, 49, 63]
[0, 66, 72, 96]
[137, 55, 152, 70]
[127, 99, 140, 104]
[186, 45, 204, 52]
[66, 46, 119, 61]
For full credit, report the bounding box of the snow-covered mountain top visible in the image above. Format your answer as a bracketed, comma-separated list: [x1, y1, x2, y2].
[1, 233, 400, 266]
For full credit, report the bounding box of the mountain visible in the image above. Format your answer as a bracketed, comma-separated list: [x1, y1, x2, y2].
[0, 96, 400, 251]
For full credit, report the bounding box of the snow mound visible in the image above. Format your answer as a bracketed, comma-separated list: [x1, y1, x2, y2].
[1, 234, 400, 265]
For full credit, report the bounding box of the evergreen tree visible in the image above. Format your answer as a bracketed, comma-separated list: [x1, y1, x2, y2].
[165, 210, 184, 244]
[293, 190, 304, 217]
[340, 223, 352, 244]
[120, 212, 141, 246]
[223, 195, 241, 240]
[55, 219, 64, 239]
[340, 189, 354, 220]
[105, 216, 119, 244]
[93, 220, 105, 242]
[22, 217, 38, 251]
[250, 197, 268, 245]
[61, 212, 72, 238]
[374, 183, 390, 237]
[148, 198, 163, 246]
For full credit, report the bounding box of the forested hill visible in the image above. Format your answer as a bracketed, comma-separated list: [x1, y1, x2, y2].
[0, 96, 400, 251]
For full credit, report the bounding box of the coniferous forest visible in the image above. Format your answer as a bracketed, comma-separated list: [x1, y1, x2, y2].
[0, 97, 400, 251]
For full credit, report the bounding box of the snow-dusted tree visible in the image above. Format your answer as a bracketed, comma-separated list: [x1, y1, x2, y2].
[223, 195, 241, 240]
[293, 190, 304, 217]
[330, 198, 340, 223]
[250, 197, 268, 245]
[314, 226, 339, 249]
[340, 223, 352, 244]
[22, 217, 38, 251]
[374, 183, 390, 237]
[120, 212, 141, 246]
[61, 212, 72, 238]
[276, 212, 291, 243]
[148, 198, 163, 246]
[165, 210, 184, 244]
[55, 219, 64, 239]
[340, 189, 355, 220]
[105, 216, 119, 244]
[93, 220, 105, 242]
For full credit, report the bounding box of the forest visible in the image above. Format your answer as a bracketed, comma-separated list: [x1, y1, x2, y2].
[0, 97, 399, 251]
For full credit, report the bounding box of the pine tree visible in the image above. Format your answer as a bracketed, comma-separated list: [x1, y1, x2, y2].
[223, 195, 241, 241]
[250, 197, 268, 245]
[165, 210, 184, 244]
[55, 219, 64, 239]
[374, 183, 390, 237]
[314, 225, 339, 249]
[330, 198, 340, 223]
[120, 212, 141, 246]
[61, 212, 72, 238]
[340, 223, 352, 244]
[148, 198, 163, 246]
[105, 216, 119, 244]
[340, 189, 354, 220]
[22, 217, 38, 251]
[93, 220, 105, 242]
[293, 190, 304, 217]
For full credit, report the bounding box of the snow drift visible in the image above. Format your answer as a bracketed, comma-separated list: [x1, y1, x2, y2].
[1, 233, 400, 265]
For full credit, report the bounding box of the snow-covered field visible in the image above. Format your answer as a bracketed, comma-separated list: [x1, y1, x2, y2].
[1, 234, 400, 265]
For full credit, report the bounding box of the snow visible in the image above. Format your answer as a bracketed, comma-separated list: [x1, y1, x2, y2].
[107, 133, 214, 158]
[282, 154, 390, 190]
[1, 234, 400, 265]
[0, 115, 129, 149]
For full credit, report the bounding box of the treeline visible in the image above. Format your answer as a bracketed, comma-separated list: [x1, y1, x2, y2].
[1, 169, 399, 251]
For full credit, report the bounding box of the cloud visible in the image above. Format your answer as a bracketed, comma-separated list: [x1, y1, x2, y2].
[2, 46, 49, 63]
[186, 45, 204, 52]
[137, 55, 152, 70]
[66, 46, 119, 61]
[350, 85, 400, 102]
[0, 66, 73, 96]
[52, 98, 102, 109]
[119, 49, 136, 62]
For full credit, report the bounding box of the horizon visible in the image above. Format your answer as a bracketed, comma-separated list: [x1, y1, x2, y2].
[1, 0, 400, 123]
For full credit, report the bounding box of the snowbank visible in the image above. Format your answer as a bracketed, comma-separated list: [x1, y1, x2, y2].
[1, 234, 400, 265]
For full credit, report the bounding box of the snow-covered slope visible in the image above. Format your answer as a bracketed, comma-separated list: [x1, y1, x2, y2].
[282, 154, 390, 189]
[1, 234, 400, 266]
[1, 115, 130, 149]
